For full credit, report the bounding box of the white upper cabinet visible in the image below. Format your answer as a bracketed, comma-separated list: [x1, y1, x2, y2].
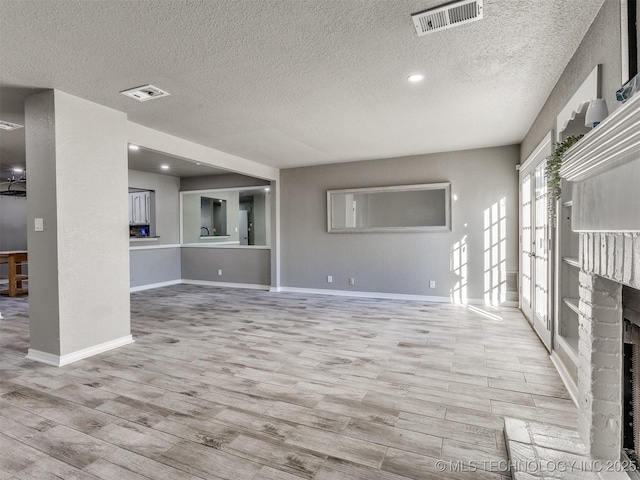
[129, 191, 150, 225]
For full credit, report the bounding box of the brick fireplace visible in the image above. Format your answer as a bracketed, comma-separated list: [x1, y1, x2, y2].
[577, 235, 639, 459]
[560, 91, 640, 462]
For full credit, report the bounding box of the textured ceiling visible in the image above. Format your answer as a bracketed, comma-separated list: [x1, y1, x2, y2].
[0, 0, 606, 170]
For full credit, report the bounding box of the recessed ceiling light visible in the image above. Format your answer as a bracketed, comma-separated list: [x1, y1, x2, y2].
[407, 73, 425, 83]
[0, 120, 24, 130]
[161, 165, 170, 170]
[120, 85, 170, 102]
[128, 144, 139, 151]
[264, 187, 271, 192]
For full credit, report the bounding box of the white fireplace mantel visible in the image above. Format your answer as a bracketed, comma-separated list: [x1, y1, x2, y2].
[560, 92, 640, 182]
[558, 91, 640, 233]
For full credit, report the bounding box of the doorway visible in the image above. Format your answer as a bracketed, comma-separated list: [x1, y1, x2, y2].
[239, 210, 249, 245]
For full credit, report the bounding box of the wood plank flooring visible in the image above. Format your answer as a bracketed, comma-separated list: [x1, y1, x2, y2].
[0, 285, 576, 479]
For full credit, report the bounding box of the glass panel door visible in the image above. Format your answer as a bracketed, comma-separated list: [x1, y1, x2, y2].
[520, 163, 552, 351]
[520, 133, 553, 351]
[521, 175, 533, 321]
[533, 163, 551, 349]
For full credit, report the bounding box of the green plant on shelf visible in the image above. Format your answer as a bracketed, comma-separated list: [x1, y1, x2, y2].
[545, 134, 583, 226]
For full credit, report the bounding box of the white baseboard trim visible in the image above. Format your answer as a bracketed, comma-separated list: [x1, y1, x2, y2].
[278, 286, 453, 302]
[276, 286, 517, 306]
[26, 335, 135, 367]
[181, 279, 271, 291]
[550, 351, 579, 407]
[130, 279, 182, 292]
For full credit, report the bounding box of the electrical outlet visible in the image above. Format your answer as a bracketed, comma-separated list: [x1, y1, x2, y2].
[349, 277, 355, 285]
[429, 280, 436, 288]
[327, 275, 333, 283]
[217, 269, 223, 276]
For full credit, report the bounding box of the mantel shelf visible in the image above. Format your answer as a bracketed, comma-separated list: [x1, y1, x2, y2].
[560, 92, 640, 182]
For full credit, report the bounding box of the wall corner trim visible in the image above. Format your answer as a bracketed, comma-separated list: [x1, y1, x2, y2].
[26, 335, 134, 367]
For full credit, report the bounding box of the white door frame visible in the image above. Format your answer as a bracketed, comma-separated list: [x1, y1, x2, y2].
[519, 132, 554, 350]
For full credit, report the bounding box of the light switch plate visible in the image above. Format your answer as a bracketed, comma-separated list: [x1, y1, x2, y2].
[34, 218, 44, 231]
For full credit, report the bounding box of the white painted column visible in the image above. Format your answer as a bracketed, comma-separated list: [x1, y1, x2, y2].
[25, 90, 132, 366]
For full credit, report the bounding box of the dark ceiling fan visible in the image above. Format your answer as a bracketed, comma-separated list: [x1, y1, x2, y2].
[0, 170, 26, 197]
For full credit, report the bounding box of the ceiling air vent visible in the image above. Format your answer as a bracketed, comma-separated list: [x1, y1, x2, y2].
[120, 85, 170, 102]
[412, 0, 483, 36]
[0, 120, 24, 131]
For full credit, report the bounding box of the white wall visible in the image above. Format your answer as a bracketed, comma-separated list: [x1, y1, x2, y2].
[26, 90, 131, 357]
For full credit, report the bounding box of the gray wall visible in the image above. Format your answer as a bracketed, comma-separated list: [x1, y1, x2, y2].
[179, 174, 272, 285]
[280, 145, 520, 301]
[253, 193, 268, 246]
[25, 91, 60, 354]
[521, 0, 622, 161]
[180, 173, 269, 191]
[0, 196, 27, 250]
[128, 169, 180, 245]
[128, 169, 182, 289]
[181, 247, 271, 286]
[0, 196, 27, 277]
[130, 247, 181, 288]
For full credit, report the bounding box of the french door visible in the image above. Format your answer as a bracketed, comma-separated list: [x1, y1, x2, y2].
[520, 135, 553, 351]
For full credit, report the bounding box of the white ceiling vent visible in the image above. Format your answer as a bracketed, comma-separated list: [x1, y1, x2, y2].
[412, 0, 483, 37]
[120, 85, 170, 102]
[0, 120, 24, 130]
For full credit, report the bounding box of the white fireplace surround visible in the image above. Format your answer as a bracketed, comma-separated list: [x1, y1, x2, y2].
[560, 91, 640, 460]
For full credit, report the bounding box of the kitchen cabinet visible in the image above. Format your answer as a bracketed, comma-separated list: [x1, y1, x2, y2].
[129, 191, 150, 225]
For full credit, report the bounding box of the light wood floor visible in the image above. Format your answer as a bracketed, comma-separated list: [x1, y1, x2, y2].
[0, 285, 576, 479]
